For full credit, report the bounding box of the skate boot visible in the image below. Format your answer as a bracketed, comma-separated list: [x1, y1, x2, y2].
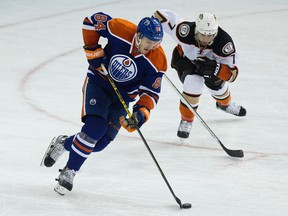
[177, 120, 193, 139]
[54, 166, 76, 195]
[41, 135, 68, 167]
[216, 102, 246, 117]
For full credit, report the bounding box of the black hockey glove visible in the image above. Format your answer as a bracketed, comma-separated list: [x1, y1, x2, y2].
[193, 57, 221, 78]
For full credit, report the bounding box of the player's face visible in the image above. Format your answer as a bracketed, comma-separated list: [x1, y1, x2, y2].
[138, 36, 161, 54]
[195, 33, 216, 46]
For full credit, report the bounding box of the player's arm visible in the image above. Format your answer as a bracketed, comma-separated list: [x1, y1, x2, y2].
[82, 12, 112, 70]
[120, 74, 163, 132]
[216, 54, 239, 82]
[153, 9, 183, 42]
[193, 38, 239, 83]
[193, 56, 238, 82]
[120, 36, 167, 133]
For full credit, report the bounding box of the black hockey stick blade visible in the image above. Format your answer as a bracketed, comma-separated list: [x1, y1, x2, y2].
[219, 140, 244, 157]
[175, 196, 183, 209]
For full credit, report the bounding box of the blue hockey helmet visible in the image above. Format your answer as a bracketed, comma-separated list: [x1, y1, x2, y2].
[137, 17, 163, 42]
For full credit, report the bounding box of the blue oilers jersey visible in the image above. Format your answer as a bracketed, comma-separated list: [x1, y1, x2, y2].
[82, 12, 167, 111]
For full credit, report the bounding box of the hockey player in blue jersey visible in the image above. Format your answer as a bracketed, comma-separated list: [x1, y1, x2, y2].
[41, 12, 167, 195]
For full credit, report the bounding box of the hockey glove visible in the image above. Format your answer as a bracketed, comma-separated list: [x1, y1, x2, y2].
[83, 45, 107, 70]
[193, 57, 221, 78]
[119, 107, 150, 132]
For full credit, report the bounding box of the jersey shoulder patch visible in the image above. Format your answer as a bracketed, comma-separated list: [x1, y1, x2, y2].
[222, 42, 234, 55]
[212, 27, 236, 57]
[176, 21, 196, 45]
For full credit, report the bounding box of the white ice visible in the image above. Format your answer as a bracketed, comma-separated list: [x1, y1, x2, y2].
[0, 0, 288, 215]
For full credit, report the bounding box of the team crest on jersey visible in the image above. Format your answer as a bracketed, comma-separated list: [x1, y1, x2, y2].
[222, 42, 234, 55]
[178, 23, 190, 37]
[109, 55, 137, 82]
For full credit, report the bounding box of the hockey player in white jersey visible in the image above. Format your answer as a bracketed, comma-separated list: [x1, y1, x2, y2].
[153, 9, 246, 139]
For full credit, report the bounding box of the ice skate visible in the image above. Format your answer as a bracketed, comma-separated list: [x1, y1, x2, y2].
[40, 135, 68, 167]
[216, 102, 246, 117]
[54, 166, 76, 195]
[177, 120, 193, 139]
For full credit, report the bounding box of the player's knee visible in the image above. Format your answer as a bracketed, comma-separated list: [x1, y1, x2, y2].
[171, 48, 196, 83]
[81, 115, 107, 141]
[180, 69, 194, 83]
[204, 77, 225, 90]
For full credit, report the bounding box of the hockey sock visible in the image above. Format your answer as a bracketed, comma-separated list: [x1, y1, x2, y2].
[66, 132, 97, 171]
[64, 135, 75, 151]
[66, 115, 107, 171]
[215, 94, 231, 107]
[93, 134, 112, 152]
[179, 101, 198, 121]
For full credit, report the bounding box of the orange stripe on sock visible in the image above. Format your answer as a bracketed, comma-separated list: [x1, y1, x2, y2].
[73, 139, 93, 154]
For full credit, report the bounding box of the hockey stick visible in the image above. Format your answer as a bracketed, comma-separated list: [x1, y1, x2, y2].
[101, 64, 189, 209]
[164, 74, 244, 158]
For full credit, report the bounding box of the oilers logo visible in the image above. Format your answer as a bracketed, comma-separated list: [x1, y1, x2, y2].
[109, 55, 137, 82]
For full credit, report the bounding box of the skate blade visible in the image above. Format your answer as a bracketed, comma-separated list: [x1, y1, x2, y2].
[40, 137, 56, 167]
[54, 182, 68, 196]
[179, 138, 185, 145]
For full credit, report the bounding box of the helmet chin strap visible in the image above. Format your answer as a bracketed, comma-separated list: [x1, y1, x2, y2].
[196, 38, 214, 47]
[135, 33, 142, 50]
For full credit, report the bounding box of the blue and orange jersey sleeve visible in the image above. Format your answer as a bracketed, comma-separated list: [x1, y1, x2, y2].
[82, 12, 113, 47]
[136, 47, 167, 111]
[136, 84, 161, 110]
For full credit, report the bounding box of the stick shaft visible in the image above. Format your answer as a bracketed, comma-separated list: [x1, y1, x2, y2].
[164, 74, 244, 158]
[101, 64, 183, 208]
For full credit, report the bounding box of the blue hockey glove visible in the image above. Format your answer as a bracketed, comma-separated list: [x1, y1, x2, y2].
[83, 44, 107, 70]
[119, 107, 150, 132]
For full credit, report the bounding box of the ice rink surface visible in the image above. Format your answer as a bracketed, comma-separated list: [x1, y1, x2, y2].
[1, 0, 288, 215]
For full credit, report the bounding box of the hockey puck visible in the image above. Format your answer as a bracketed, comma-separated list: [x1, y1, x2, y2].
[182, 203, 192, 209]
